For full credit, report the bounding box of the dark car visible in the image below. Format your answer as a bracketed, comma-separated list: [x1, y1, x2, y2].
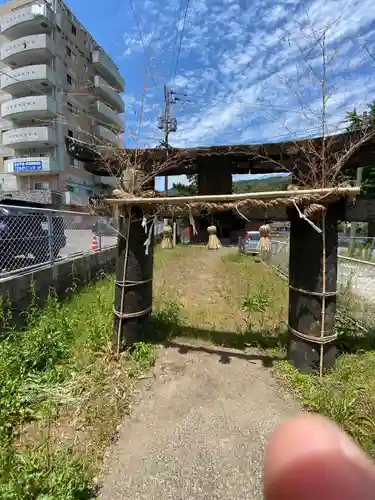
[0, 200, 67, 271]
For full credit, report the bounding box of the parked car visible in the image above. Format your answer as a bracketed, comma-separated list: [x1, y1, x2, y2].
[238, 231, 261, 255]
[0, 201, 66, 270]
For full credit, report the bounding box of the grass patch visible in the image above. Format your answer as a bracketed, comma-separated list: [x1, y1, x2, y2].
[0, 275, 154, 499]
[276, 349, 375, 458]
[152, 246, 288, 350]
[153, 246, 375, 459]
[275, 289, 375, 459]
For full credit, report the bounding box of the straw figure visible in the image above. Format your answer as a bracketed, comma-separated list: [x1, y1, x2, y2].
[259, 224, 271, 262]
[161, 224, 173, 249]
[207, 225, 222, 250]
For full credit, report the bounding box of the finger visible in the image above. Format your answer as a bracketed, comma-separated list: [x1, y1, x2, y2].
[264, 413, 375, 500]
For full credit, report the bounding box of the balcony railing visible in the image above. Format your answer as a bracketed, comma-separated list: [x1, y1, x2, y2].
[92, 49, 124, 91]
[93, 75, 124, 113]
[3, 126, 57, 149]
[1, 3, 55, 41]
[91, 101, 124, 132]
[0, 64, 56, 96]
[1, 95, 57, 121]
[1, 34, 55, 67]
[93, 124, 120, 146]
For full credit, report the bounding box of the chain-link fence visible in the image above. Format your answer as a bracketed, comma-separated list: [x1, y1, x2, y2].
[270, 237, 375, 302]
[338, 235, 375, 261]
[270, 239, 290, 277]
[0, 204, 117, 277]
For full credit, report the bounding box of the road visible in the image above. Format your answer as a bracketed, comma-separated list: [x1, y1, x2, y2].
[60, 230, 117, 258]
[271, 240, 375, 302]
[338, 257, 375, 302]
[0, 230, 117, 280]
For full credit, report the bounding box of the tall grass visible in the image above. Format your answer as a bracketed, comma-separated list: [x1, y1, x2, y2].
[0, 276, 154, 499]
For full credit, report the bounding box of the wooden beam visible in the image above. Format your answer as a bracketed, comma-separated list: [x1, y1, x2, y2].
[104, 187, 360, 206]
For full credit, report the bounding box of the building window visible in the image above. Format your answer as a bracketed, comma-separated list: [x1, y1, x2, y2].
[84, 63, 88, 72]
[66, 47, 77, 63]
[68, 129, 73, 137]
[34, 182, 50, 191]
[67, 102, 78, 115]
[67, 74, 72, 85]
[70, 158, 80, 168]
[72, 24, 77, 35]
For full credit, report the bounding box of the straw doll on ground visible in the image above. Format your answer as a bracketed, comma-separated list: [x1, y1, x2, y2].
[161, 223, 174, 249]
[207, 225, 222, 250]
[259, 224, 271, 263]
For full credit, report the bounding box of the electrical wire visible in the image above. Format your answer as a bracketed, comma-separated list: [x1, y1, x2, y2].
[172, 0, 191, 85]
[128, 0, 158, 88]
[170, 0, 184, 80]
[174, 92, 347, 116]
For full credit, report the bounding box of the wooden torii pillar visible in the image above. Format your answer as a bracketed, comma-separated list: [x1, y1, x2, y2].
[287, 200, 345, 374]
[112, 173, 155, 351]
[195, 157, 233, 241]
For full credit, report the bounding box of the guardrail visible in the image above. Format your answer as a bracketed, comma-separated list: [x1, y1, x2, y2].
[0, 204, 118, 278]
[270, 238, 375, 302]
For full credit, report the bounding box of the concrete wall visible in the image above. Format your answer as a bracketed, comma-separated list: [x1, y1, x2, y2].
[0, 246, 116, 330]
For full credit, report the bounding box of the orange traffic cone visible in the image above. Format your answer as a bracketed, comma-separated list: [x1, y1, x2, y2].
[92, 232, 98, 252]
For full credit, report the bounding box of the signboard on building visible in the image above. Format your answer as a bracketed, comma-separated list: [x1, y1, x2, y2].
[13, 161, 43, 172]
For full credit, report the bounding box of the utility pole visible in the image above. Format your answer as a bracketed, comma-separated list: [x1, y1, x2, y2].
[163, 84, 170, 196]
[158, 85, 178, 196]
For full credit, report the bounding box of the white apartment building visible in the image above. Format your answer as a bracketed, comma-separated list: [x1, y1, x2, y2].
[0, 0, 124, 208]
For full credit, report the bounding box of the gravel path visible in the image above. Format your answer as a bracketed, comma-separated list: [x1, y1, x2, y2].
[99, 247, 300, 499]
[99, 345, 299, 500]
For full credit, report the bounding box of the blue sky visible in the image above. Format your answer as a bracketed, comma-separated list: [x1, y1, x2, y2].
[2, 0, 375, 190]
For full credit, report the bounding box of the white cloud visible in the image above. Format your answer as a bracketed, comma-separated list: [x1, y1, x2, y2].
[121, 0, 375, 148]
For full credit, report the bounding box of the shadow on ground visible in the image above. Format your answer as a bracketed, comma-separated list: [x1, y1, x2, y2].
[145, 315, 288, 367]
[164, 339, 285, 367]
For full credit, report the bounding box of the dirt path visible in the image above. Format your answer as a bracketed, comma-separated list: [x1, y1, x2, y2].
[99, 247, 298, 499]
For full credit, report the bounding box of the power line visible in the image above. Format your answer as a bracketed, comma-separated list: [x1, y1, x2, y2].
[172, 0, 191, 84]
[170, 0, 184, 80]
[128, 0, 158, 88]
[174, 92, 331, 114]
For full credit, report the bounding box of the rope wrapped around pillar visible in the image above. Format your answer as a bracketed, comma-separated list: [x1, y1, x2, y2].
[113, 166, 154, 352]
[207, 225, 222, 250]
[287, 200, 344, 374]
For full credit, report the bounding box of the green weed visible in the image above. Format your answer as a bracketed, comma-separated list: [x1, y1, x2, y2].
[0, 274, 154, 498]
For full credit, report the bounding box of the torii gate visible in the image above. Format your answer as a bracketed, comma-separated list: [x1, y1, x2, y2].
[66, 132, 375, 375]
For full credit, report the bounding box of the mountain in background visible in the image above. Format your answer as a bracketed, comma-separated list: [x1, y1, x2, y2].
[232, 175, 291, 193]
[165, 175, 292, 195]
